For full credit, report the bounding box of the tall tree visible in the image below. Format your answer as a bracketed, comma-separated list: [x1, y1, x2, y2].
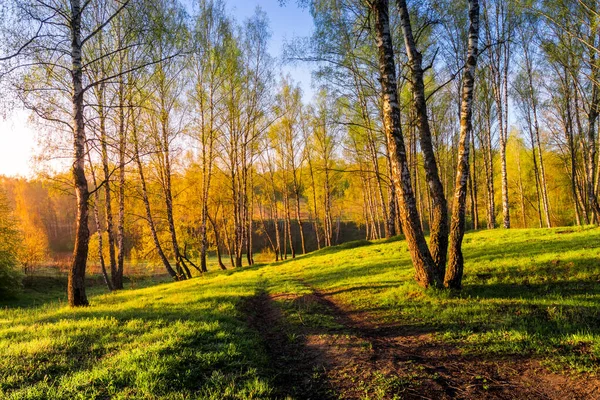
[1, 0, 176, 305]
[445, 0, 480, 289]
[397, 0, 449, 278]
[483, 0, 514, 229]
[371, 0, 440, 288]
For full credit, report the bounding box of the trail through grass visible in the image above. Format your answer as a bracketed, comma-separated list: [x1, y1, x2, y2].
[1, 227, 599, 398]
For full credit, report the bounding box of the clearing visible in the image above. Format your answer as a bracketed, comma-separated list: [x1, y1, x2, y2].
[1, 227, 600, 399]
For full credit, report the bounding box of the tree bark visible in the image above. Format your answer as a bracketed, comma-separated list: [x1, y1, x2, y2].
[397, 0, 448, 278]
[68, 0, 90, 307]
[372, 0, 440, 288]
[445, 0, 479, 289]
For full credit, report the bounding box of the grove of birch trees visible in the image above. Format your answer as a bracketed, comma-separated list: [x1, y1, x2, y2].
[1, 0, 600, 304]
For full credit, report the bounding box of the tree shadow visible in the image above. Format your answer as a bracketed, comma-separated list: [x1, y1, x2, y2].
[245, 284, 599, 399]
[271, 238, 376, 266]
[2, 278, 277, 398]
[240, 289, 336, 399]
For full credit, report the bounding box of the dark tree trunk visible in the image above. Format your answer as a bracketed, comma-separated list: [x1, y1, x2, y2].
[446, 0, 480, 289]
[372, 0, 440, 288]
[397, 0, 448, 280]
[68, 0, 90, 307]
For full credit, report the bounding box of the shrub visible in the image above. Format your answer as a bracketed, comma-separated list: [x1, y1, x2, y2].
[0, 189, 23, 298]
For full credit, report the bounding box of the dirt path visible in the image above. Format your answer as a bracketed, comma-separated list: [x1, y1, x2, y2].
[244, 280, 600, 399]
[243, 290, 336, 399]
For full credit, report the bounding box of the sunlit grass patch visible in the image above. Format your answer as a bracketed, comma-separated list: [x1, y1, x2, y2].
[266, 226, 600, 373]
[1, 227, 599, 398]
[0, 271, 273, 399]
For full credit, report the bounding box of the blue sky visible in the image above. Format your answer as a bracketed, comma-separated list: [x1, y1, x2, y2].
[227, 0, 316, 99]
[0, 0, 317, 177]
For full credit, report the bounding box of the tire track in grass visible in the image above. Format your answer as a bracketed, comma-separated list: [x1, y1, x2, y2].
[243, 272, 600, 399]
[241, 280, 335, 400]
[282, 276, 600, 399]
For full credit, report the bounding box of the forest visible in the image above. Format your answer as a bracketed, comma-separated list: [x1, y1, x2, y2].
[0, 0, 600, 398]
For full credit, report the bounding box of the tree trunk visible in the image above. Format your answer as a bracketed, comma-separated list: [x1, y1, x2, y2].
[132, 111, 178, 280]
[483, 103, 495, 229]
[273, 204, 281, 261]
[388, 179, 398, 236]
[526, 107, 544, 228]
[517, 152, 527, 227]
[483, 1, 510, 228]
[87, 147, 113, 292]
[91, 200, 112, 292]
[470, 126, 479, 230]
[308, 156, 322, 249]
[565, 72, 582, 226]
[397, 0, 448, 279]
[294, 188, 306, 254]
[97, 84, 119, 287]
[587, 48, 600, 222]
[200, 205, 209, 272]
[159, 101, 189, 279]
[68, 0, 90, 307]
[372, 0, 440, 288]
[208, 212, 226, 270]
[500, 45, 511, 229]
[246, 170, 254, 266]
[323, 167, 333, 247]
[445, 0, 479, 289]
[499, 127, 510, 228]
[115, 75, 126, 290]
[574, 80, 591, 224]
[284, 193, 295, 258]
[523, 45, 551, 227]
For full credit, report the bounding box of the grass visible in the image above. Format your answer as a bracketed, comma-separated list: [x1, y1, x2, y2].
[0, 273, 273, 399]
[1, 226, 599, 398]
[265, 226, 600, 373]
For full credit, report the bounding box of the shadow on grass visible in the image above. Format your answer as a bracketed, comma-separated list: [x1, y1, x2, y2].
[0, 274, 174, 310]
[240, 288, 336, 399]
[465, 232, 600, 263]
[2, 281, 276, 399]
[267, 237, 600, 372]
[464, 278, 600, 301]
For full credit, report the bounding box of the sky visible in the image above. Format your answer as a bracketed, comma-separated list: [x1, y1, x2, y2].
[0, 0, 315, 178]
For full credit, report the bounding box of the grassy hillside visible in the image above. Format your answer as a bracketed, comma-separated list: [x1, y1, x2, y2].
[1, 227, 599, 399]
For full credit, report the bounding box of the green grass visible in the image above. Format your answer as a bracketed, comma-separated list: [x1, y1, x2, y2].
[1, 227, 599, 398]
[0, 273, 273, 399]
[264, 226, 600, 374]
